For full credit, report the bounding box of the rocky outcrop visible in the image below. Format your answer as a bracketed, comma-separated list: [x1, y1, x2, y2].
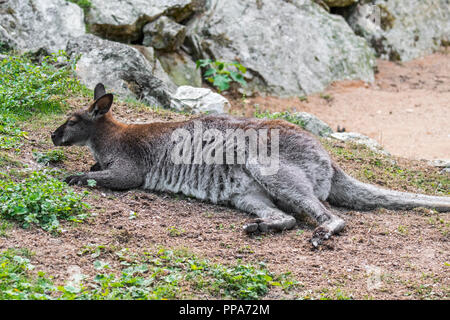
[142, 16, 186, 51]
[186, 0, 375, 97]
[0, 0, 85, 54]
[170, 86, 230, 114]
[158, 51, 202, 87]
[347, 0, 450, 61]
[86, 0, 205, 43]
[66, 35, 175, 107]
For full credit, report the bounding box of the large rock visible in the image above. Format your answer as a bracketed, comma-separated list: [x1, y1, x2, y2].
[132, 45, 177, 89]
[294, 112, 333, 137]
[158, 51, 203, 87]
[170, 86, 230, 114]
[186, 0, 376, 97]
[347, 0, 450, 61]
[66, 35, 175, 107]
[86, 0, 205, 43]
[0, 0, 85, 54]
[142, 16, 186, 51]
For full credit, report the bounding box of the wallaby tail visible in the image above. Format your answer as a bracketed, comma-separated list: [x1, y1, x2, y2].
[327, 164, 450, 212]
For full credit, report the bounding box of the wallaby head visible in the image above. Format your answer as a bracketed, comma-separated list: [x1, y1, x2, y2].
[51, 83, 114, 147]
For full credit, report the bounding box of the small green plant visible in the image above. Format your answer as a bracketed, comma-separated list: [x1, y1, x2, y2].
[0, 170, 90, 231]
[397, 225, 408, 235]
[196, 59, 247, 92]
[32, 149, 66, 166]
[168, 226, 185, 237]
[298, 95, 308, 102]
[319, 93, 333, 101]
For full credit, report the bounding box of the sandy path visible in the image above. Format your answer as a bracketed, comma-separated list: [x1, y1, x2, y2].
[229, 51, 450, 161]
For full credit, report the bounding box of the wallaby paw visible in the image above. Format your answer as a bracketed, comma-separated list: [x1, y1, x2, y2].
[310, 226, 331, 248]
[89, 162, 102, 172]
[244, 216, 296, 234]
[311, 216, 346, 248]
[65, 174, 86, 186]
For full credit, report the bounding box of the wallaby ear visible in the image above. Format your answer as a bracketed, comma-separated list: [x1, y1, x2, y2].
[88, 93, 114, 119]
[94, 83, 106, 101]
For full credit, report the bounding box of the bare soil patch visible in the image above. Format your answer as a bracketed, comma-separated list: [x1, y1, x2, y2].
[227, 51, 450, 161]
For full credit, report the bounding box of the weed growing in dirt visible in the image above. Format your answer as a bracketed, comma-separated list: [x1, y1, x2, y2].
[32, 149, 66, 166]
[0, 170, 90, 232]
[167, 226, 185, 237]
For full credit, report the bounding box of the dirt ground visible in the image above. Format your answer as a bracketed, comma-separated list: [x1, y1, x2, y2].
[1, 52, 449, 300]
[228, 51, 450, 161]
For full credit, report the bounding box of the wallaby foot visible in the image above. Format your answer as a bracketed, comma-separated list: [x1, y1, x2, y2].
[65, 174, 86, 185]
[311, 215, 346, 248]
[232, 191, 297, 234]
[244, 216, 297, 233]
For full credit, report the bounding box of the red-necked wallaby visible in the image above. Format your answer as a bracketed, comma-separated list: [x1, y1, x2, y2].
[52, 83, 450, 246]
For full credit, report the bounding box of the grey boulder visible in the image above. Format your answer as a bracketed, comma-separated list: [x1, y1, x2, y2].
[186, 0, 376, 97]
[158, 51, 203, 87]
[347, 0, 450, 61]
[66, 34, 175, 107]
[170, 86, 230, 114]
[272, 111, 334, 137]
[142, 16, 187, 51]
[0, 0, 85, 54]
[330, 132, 390, 155]
[86, 0, 204, 43]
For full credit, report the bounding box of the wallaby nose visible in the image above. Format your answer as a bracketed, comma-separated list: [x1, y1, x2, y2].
[51, 132, 58, 145]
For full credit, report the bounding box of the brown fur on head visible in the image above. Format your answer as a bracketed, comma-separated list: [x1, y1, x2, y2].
[51, 83, 114, 147]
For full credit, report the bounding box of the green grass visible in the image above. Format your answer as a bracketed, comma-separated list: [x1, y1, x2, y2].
[0, 247, 299, 300]
[0, 114, 27, 150]
[0, 51, 84, 118]
[67, 0, 92, 14]
[0, 52, 92, 233]
[0, 170, 90, 232]
[321, 139, 449, 196]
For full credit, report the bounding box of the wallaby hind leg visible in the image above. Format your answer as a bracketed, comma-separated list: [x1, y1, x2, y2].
[246, 164, 345, 247]
[231, 191, 296, 233]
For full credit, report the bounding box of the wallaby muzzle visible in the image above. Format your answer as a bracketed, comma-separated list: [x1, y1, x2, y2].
[51, 124, 67, 146]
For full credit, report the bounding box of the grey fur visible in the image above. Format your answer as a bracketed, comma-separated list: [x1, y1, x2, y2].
[52, 86, 450, 247]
